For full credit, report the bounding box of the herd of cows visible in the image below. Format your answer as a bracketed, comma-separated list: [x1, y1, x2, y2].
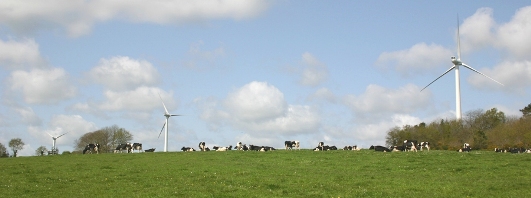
[80, 140, 531, 154]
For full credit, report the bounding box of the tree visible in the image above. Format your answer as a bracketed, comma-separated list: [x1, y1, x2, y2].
[520, 103, 531, 117]
[74, 125, 133, 153]
[8, 138, 25, 157]
[35, 146, 48, 156]
[0, 143, 8, 158]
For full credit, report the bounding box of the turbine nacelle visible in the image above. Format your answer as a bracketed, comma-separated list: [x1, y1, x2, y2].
[451, 56, 461, 65]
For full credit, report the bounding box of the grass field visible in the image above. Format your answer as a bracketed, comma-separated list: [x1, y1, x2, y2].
[1, 150, 530, 197]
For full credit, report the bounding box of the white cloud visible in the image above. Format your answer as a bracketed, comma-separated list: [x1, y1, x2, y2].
[8, 68, 76, 104]
[0, 38, 44, 70]
[495, 6, 531, 59]
[98, 86, 176, 112]
[183, 40, 226, 70]
[375, 43, 453, 76]
[299, 52, 328, 86]
[14, 106, 42, 126]
[0, 0, 270, 37]
[28, 114, 98, 150]
[308, 87, 337, 103]
[460, 8, 496, 53]
[88, 56, 160, 91]
[197, 81, 321, 137]
[225, 81, 287, 122]
[468, 60, 531, 93]
[343, 84, 431, 121]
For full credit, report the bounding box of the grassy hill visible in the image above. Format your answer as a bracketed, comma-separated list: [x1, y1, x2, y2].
[2, 150, 530, 197]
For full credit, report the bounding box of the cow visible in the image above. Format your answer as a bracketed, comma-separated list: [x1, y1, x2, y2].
[285, 141, 295, 150]
[403, 140, 418, 152]
[284, 141, 300, 150]
[181, 147, 195, 152]
[314, 145, 337, 151]
[242, 144, 248, 151]
[83, 143, 100, 154]
[213, 145, 232, 151]
[145, 148, 156, 152]
[114, 143, 132, 153]
[343, 145, 361, 151]
[198, 142, 206, 151]
[458, 143, 471, 152]
[369, 145, 391, 152]
[248, 145, 275, 151]
[132, 143, 143, 153]
[508, 147, 526, 153]
[236, 142, 243, 150]
[418, 142, 430, 151]
[494, 148, 506, 153]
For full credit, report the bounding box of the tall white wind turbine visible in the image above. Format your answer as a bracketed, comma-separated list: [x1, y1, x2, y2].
[421, 17, 503, 120]
[158, 94, 181, 152]
[47, 132, 68, 154]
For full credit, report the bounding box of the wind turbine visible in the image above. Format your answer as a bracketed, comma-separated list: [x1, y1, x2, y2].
[47, 132, 68, 154]
[158, 94, 181, 152]
[421, 16, 503, 120]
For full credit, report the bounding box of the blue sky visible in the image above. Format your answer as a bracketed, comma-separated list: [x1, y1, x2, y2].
[1, 1, 530, 156]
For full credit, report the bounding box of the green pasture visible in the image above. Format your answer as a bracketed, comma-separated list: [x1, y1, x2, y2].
[1, 150, 530, 197]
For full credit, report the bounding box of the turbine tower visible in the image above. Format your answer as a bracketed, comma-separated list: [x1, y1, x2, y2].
[421, 16, 503, 119]
[158, 94, 181, 152]
[47, 132, 68, 154]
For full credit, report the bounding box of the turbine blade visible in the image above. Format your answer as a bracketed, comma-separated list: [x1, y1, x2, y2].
[46, 132, 53, 137]
[158, 93, 170, 115]
[457, 15, 461, 60]
[170, 114, 182, 117]
[462, 63, 504, 86]
[421, 66, 456, 92]
[158, 122, 166, 139]
[57, 132, 68, 139]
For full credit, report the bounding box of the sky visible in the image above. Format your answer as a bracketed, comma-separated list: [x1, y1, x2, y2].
[1, 1, 530, 156]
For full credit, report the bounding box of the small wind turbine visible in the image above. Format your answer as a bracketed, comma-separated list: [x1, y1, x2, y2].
[158, 94, 181, 152]
[421, 16, 503, 120]
[47, 132, 68, 154]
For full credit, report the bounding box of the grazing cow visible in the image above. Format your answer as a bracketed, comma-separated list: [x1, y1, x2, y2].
[181, 147, 195, 152]
[236, 142, 243, 150]
[458, 143, 471, 152]
[403, 140, 418, 152]
[198, 142, 206, 151]
[418, 142, 430, 151]
[83, 143, 100, 154]
[369, 145, 391, 152]
[132, 143, 143, 153]
[145, 148, 156, 152]
[114, 143, 132, 153]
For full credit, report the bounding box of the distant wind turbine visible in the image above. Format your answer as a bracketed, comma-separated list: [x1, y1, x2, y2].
[421, 16, 503, 120]
[47, 132, 68, 154]
[158, 94, 181, 152]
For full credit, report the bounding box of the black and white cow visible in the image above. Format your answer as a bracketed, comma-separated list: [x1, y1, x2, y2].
[284, 141, 300, 150]
[213, 145, 232, 151]
[314, 145, 338, 151]
[343, 145, 361, 151]
[236, 142, 243, 150]
[114, 143, 132, 153]
[369, 145, 391, 152]
[494, 148, 507, 153]
[181, 147, 195, 152]
[418, 142, 430, 151]
[242, 144, 248, 151]
[198, 142, 206, 151]
[403, 140, 418, 152]
[132, 143, 143, 153]
[458, 143, 471, 152]
[83, 143, 100, 154]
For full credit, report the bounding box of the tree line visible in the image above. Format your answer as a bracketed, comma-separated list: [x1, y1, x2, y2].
[385, 103, 531, 150]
